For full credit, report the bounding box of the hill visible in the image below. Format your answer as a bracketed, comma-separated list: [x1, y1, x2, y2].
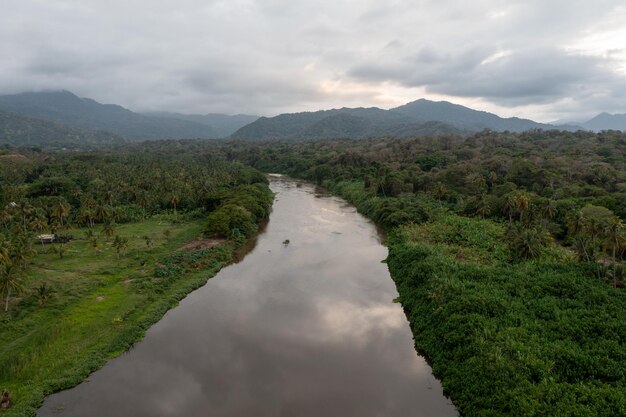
[0, 110, 125, 148]
[582, 112, 626, 132]
[390, 99, 553, 131]
[230, 99, 560, 141]
[0, 91, 219, 140]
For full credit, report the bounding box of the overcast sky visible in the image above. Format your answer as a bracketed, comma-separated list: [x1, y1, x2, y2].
[1, 0, 625, 121]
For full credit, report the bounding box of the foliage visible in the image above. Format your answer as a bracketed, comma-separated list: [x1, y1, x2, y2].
[220, 131, 626, 415]
[0, 143, 272, 416]
[386, 236, 626, 416]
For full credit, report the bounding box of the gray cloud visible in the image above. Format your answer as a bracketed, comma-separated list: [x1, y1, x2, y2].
[1, 0, 625, 120]
[351, 48, 626, 107]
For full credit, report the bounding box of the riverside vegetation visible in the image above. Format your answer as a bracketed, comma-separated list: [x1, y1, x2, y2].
[224, 129, 626, 416]
[0, 145, 273, 416]
[1, 129, 625, 416]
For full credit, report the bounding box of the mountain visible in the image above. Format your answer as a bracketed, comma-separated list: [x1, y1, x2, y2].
[582, 113, 626, 132]
[144, 112, 258, 137]
[0, 110, 125, 148]
[0, 91, 219, 140]
[231, 106, 461, 140]
[391, 99, 554, 132]
[230, 99, 560, 141]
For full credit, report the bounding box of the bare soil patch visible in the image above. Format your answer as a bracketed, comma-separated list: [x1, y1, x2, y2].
[181, 238, 226, 251]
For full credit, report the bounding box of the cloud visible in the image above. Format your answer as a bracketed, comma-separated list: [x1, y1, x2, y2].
[0, 0, 625, 120]
[351, 48, 626, 108]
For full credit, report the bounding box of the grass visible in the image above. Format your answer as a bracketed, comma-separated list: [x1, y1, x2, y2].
[0, 219, 236, 417]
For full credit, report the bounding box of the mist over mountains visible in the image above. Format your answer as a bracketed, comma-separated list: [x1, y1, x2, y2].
[581, 113, 626, 132]
[0, 91, 253, 142]
[143, 112, 259, 138]
[0, 90, 623, 147]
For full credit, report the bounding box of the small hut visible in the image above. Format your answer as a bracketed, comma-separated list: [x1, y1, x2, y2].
[36, 234, 56, 244]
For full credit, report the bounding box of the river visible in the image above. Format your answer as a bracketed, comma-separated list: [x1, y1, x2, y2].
[39, 177, 457, 417]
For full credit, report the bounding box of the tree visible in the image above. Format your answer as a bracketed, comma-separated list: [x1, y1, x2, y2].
[603, 218, 626, 286]
[51, 200, 71, 228]
[170, 194, 180, 216]
[112, 235, 129, 259]
[433, 182, 447, 204]
[102, 221, 116, 239]
[503, 194, 517, 223]
[567, 205, 619, 279]
[506, 223, 549, 261]
[34, 282, 55, 306]
[95, 205, 112, 224]
[475, 196, 492, 220]
[543, 200, 558, 220]
[514, 192, 530, 223]
[0, 263, 24, 311]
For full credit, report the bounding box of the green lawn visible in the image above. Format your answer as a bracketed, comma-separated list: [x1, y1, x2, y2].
[0, 219, 235, 417]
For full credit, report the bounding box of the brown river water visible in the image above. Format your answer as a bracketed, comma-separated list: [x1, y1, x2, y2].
[39, 177, 457, 417]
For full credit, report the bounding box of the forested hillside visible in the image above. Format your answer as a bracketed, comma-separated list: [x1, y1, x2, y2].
[0, 91, 219, 140]
[0, 110, 125, 148]
[230, 99, 562, 141]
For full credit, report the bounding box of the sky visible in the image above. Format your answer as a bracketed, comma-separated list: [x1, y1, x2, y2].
[1, 0, 625, 122]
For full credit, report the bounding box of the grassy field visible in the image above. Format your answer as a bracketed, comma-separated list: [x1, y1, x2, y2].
[0, 218, 237, 417]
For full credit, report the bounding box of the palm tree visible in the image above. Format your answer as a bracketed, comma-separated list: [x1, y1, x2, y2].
[433, 182, 447, 204]
[95, 205, 112, 224]
[514, 192, 530, 223]
[10, 237, 34, 269]
[51, 200, 71, 229]
[1, 263, 24, 312]
[170, 194, 180, 216]
[476, 196, 492, 220]
[89, 236, 101, 254]
[506, 223, 548, 261]
[503, 194, 517, 223]
[112, 235, 129, 259]
[603, 218, 626, 286]
[79, 207, 96, 228]
[102, 221, 116, 239]
[34, 282, 55, 306]
[543, 200, 558, 220]
[19, 203, 35, 229]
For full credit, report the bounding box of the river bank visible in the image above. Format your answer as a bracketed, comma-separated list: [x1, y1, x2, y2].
[0, 218, 259, 417]
[326, 180, 626, 416]
[37, 177, 457, 417]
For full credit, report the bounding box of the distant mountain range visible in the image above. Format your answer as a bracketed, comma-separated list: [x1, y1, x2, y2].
[231, 99, 567, 141]
[0, 110, 125, 148]
[581, 112, 626, 132]
[143, 112, 258, 138]
[0, 91, 257, 142]
[0, 90, 623, 147]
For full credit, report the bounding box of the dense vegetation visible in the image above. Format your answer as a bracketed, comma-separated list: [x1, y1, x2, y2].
[230, 99, 557, 141]
[224, 129, 626, 416]
[0, 144, 272, 416]
[2, 128, 625, 416]
[0, 110, 125, 148]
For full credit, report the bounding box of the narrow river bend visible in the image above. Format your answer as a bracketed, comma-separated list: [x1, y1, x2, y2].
[39, 177, 457, 417]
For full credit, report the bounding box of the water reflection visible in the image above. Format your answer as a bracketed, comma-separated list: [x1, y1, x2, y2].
[39, 178, 457, 417]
